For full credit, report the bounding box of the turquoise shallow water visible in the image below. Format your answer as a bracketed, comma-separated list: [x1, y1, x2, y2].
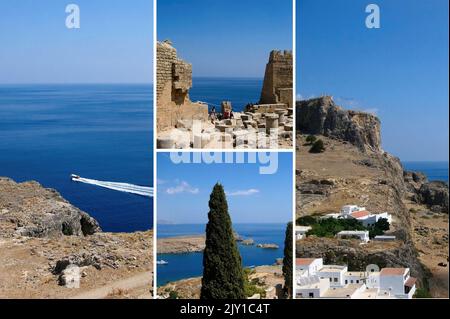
[0, 84, 153, 232]
[157, 223, 287, 286]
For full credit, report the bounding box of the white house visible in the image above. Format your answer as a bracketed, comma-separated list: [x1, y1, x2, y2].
[317, 265, 347, 287]
[365, 271, 380, 289]
[322, 284, 367, 299]
[341, 205, 366, 216]
[344, 271, 367, 285]
[295, 258, 417, 299]
[325, 205, 392, 228]
[296, 258, 323, 277]
[296, 275, 330, 298]
[336, 230, 370, 243]
[295, 226, 312, 240]
[373, 235, 396, 241]
[379, 268, 417, 299]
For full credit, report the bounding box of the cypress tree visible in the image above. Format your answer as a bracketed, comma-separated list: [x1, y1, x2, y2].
[200, 183, 245, 299]
[282, 222, 293, 298]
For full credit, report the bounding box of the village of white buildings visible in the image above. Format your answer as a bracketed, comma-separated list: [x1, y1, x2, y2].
[295, 205, 418, 299]
[295, 257, 417, 299]
[296, 205, 395, 242]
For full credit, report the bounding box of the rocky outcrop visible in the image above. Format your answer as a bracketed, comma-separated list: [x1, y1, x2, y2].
[0, 177, 153, 298]
[296, 96, 381, 152]
[404, 171, 428, 193]
[403, 172, 449, 213]
[0, 177, 100, 238]
[418, 181, 449, 213]
[257, 244, 279, 249]
[157, 235, 206, 254]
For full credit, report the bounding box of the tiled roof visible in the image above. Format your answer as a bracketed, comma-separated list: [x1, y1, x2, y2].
[405, 277, 417, 288]
[380, 268, 406, 276]
[296, 258, 317, 266]
[350, 211, 370, 219]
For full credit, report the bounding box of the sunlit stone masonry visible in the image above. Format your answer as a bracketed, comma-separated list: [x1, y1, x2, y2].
[156, 40, 293, 149]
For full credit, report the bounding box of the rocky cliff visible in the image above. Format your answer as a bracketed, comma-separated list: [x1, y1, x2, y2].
[0, 177, 153, 299]
[0, 177, 100, 238]
[296, 96, 381, 152]
[296, 97, 449, 297]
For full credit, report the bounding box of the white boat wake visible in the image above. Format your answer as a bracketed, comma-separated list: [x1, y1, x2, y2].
[71, 174, 153, 197]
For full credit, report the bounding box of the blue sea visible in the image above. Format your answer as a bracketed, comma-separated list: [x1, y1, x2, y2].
[403, 161, 449, 184]
[0, 84, 153, 232]
[189, 77, 263, 112]
[157, 223, 287, 286]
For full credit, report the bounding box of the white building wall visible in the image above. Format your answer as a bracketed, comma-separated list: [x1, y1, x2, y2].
[318, 267, 347, 287]
[296, 258, 323, 277]
[379, 275, 405, 296]
[366, 272, 380, 289]
[296, 279, 330, 298]
[344, 274, 367, 285]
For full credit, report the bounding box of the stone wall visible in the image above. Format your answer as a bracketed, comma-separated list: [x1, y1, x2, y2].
[259, 50, 293, 108]
[157, 41, 208, 132]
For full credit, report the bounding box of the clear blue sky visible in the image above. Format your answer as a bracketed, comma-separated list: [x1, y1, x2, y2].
[0, 0, 153, 84]
[158, 0, 293, 78]
[157, 153, 293, 224]
[298, 0, 449, 161]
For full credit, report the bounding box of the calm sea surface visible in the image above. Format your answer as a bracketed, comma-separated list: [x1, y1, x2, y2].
[0, 84, 153, 232]
[157, 223, 287, 286]
[402, 161, 449, 183]
[189, 77, 263, 112]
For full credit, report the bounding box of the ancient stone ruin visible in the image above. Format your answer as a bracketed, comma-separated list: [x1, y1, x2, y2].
[156, 41, 293, 149]
[156, 40, 208, 135]
[259, 50, 293, 109]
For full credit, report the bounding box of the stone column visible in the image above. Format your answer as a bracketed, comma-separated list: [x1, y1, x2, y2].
[265, 113, 279, 135]
[274, 109, 287, 125]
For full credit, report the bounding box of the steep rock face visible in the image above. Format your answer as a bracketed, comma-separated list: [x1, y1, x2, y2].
[404, 171, 428, 193]
[418, 181, 449, 213]
[296, 96, 381, 152]
[0, 177, 101, 238]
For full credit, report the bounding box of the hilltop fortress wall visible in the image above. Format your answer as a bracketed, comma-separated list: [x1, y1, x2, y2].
[259, 50, 293, 109]
[156, 41, 208, 132]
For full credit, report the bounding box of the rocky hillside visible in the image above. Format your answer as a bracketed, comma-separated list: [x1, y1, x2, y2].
[295, 97, 448, 297]
[0, 177, 153, 299]
[296, 96, 381, 152]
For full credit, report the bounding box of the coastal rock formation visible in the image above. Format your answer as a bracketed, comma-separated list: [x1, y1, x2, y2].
[257, 243, 279, 249]
[0, 177, 100, 238]
[418, 181, 449, 213]
[403, 172, 449, 213]
[156, 40, 208, 133]
[157, 235, 205, 254]
[0, 177, 153, 299]
[296, 96, 381, 152]
[296, 97, 449, 297]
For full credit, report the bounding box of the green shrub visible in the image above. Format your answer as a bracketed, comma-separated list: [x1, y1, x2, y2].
[368, 218, 390, 239]
[305, 135, 317, 144]
[414, 288, 432, 298]
[168, 290, 179, 299]
[243, 268, 266, 298]
[309, 139, 325, 153]
[301, 217, 366, 238]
